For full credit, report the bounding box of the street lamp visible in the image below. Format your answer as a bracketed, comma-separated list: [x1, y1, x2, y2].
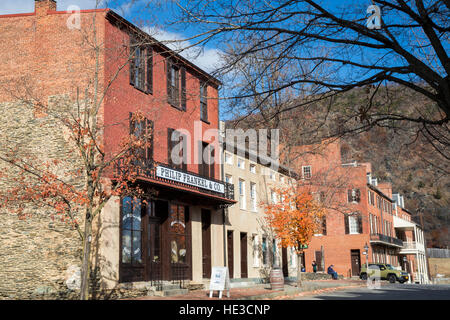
[364, 243, 369, 269]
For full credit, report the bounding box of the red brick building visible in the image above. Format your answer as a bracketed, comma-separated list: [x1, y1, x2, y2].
[0, 0, 235, 295]
[287, 139, 407, 278]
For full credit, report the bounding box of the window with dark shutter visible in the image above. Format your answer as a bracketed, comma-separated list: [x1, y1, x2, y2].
[129, 37, 136, 86]
[200, 81, 208, 122]
[168, 128, 175, 166]
[146, 46, 153, 94]
[355, 189, 361, 202]
[167, 128, 187, 170]
[349, 189, 361, 203]
[357, 214, 363, 234]
[167, 60, 181, 108]
[199, 141, 212, 178]
[129, 35, 152, 94]
[130, 112, 153, 166]
[322, 216, 327, 235]
[347, 189, 352, 203]
[344, 214, 349, 234]
[209, 145, 215, 179]
[181, 67, 186, 111]
[145, 119, 154, 161]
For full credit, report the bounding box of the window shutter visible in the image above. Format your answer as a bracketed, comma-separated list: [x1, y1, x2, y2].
[357, 214, 363, 234]
[356, 189, 361, 202]
[129, 112, 134, 134]
[146, 119, 154, 162]
[146, 46, 153, 94]
[344, 214, 349, 234]
[167, 128, 174, 166]
[209, 145, 214, 179]
[347, 189, 352, 203]
[166, 59, 172, 104]
[322, 216, 327, 235]
[181, 67, 186, 111]
[129, 36, 136, 86]
[179, 133, 187, 171]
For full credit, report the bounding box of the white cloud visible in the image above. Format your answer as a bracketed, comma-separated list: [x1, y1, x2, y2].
[144, 27, 223, 73]
[0, 1, 222, 73]
[0, 0, 107, 15]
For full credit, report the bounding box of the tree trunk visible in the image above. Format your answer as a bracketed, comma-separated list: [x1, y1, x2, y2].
[80, 212, 93, 300]
[297, 250, 303, 287]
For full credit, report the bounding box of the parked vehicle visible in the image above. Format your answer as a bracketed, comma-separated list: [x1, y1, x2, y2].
[360, 263, 409, 283]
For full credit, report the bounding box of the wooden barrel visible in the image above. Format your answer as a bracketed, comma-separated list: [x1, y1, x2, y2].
[270, 268, 284, 291]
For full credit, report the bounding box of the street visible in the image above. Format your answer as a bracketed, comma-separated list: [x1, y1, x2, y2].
[292, 283, 450, 300]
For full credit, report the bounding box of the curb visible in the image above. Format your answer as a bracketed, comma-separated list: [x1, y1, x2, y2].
[236, 282, 366, 300]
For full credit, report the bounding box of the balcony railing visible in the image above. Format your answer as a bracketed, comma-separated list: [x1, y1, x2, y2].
[370, 233, 403, 247]
[402, 242, 417, 250]
[116, 158, 235, 202]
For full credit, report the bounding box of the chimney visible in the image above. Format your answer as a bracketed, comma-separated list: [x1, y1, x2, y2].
[35, 0, 57, 16]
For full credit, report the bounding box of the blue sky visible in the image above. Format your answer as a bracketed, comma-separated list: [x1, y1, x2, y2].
[0, 0, 223, 72]
[1, 1, 446, 121]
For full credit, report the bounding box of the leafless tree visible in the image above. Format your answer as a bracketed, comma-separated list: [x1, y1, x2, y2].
[144, 0, 449, 158]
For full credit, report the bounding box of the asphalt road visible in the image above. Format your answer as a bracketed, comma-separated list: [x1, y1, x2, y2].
[293, 283, 450, 300]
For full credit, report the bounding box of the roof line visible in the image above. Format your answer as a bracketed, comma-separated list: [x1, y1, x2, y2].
[105, 9, 222, 87]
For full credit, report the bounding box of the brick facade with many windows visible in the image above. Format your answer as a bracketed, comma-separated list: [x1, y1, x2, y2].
[0, 0, 234, 298]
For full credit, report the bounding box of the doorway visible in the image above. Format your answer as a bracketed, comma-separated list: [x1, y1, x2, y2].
[201, 209, 212, 278]
[227, 230, 234, 278]
[240, 232, 248, 278]
[350, 249, 361, 276]
[315, 251, 324, 271]
[282, 248, 289, 277]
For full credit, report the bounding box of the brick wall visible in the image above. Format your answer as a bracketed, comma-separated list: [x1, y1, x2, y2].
[0, 5, 106, 299]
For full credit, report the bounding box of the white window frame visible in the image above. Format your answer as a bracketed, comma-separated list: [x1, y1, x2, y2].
[249, 163, 256, 174]
[348, 215, 359, 234]
[250, 182, 257, 212]
[225, 174, 233, 184]
[271, 190, 277, 204]
[237, 157, 245, 169]
[225, 152, 233, 165]
[350, 189, 359, 203]
[302, 166, 311, 179]
[269, 170, 276, 180]
[239, 179, 246, 210]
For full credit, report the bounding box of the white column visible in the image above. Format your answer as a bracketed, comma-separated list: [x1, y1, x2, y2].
[419, 254, 425, 284]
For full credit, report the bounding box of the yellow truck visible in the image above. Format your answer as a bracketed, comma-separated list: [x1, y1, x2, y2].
[360, 263, 409, 284]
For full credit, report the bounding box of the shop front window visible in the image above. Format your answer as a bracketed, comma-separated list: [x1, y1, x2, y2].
[169, 204, 188, 264]
[121, 196, 142, 264]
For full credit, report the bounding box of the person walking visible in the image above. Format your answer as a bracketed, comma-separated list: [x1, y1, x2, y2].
[312, 261, 317, 273]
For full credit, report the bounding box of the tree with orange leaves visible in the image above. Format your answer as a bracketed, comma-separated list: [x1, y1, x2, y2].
[264, 186, 326, 287]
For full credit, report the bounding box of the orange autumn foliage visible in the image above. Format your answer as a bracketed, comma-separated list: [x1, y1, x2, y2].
[264, 186, 326, 253]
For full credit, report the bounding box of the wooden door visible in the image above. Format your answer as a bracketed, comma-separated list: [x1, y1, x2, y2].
[147, 217, 161, 282]
[351, 249, 361, 276]
[282, 247, 289, 277]
[240, 232, 248, 278]
[201, 209, 212, 278]
[227, 231, 234, 279]
[155, 200, 169, 280]
[315, 251, 323, 271]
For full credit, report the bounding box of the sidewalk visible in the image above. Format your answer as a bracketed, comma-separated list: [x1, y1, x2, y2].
[131, 279, 366, 300]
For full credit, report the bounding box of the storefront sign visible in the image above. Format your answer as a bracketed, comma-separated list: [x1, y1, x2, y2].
[156, 166, 225, 194]
[209, 266, 230, 299]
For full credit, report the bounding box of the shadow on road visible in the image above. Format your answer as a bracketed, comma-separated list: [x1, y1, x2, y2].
[304, 284, 450, 300]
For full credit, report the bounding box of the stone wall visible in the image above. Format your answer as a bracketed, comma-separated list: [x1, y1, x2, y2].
[0, 98, 83, 300]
